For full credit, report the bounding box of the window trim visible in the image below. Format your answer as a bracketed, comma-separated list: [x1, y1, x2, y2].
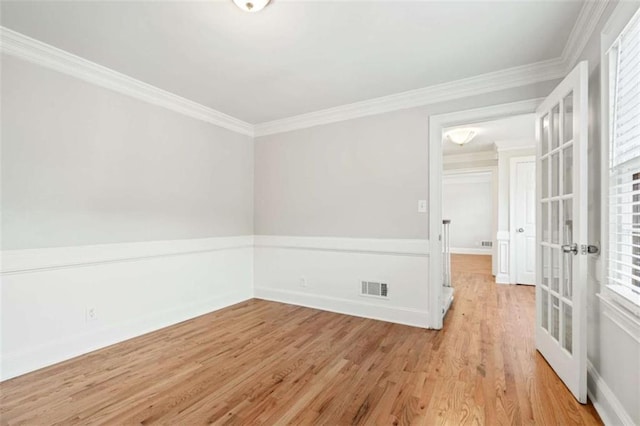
[601, 3, 640, 318]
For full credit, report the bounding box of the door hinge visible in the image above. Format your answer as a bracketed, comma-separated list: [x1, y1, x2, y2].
[581, 244, 600, 255]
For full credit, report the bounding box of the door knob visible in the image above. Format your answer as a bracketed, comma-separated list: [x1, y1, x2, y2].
[517, 228, 524, 233]
[561, 243, 578, 255]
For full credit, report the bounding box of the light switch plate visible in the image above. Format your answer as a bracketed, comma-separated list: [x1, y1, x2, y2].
[418, 199, 427, 213]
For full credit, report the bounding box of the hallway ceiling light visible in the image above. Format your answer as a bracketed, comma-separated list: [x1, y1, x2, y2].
[446, 129, 476, 146]
[233, 0, 270, 12]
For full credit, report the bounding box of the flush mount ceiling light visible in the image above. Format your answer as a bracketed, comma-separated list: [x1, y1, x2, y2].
[233, 0, 270, 12]
[446, 129, 476, 146]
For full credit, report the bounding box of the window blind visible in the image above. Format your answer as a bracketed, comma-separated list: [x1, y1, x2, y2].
[608, 10, 640, 305]
[608, 10, 640, 304]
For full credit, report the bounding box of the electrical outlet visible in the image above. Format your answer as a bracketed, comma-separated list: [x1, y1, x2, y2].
[86, 307, 97, 322]
[300, 277, 307, 288]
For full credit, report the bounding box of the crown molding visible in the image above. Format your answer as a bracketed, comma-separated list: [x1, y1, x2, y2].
[443, 150, 497, 165]
[253, 0, 608, 137]
[561, 0, 610, 72]
[0, 0, 609, 139]
[254, 58, 565, 137]
[0, 27, 254, 137]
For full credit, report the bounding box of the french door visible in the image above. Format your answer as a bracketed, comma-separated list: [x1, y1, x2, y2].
[535, 61, 588, 403]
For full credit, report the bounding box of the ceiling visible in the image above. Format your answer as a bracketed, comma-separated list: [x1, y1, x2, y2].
[442, 113, 536, 155]
[1, 1, 583, 124]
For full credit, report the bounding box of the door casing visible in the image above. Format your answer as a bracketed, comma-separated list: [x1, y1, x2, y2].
[428, 98, 543, 329]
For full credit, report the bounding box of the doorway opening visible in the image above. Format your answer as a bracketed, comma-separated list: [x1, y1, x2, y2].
[428, 99, 541, 329]
[439, 114, 537, 315]
[429, 62, 591, 403]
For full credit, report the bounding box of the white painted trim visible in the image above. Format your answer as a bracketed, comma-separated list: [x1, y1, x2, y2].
[0, 0, 605, 139]
[495, 144, 536, 153]
[430, 99, 542, 327]
[443, 166, 497, 175]
[443, 151, 497, 165]
[254, 287, 430, 329]
[0, 27, 254, 137]
[443, 171, 492, 185]
[1, 289, 252, 381]
[587, 362, 636, 426]
[561, 0, 610, 72]
[253, 0, 606, 136]
[429, 115, 444, 330]
[597, 294, 640, 344]
[450, 247, 492, 255]
[253, 235, 429, 256]
[496, 231, 511, 284]
[599, 1, 640, 340]
[1, 236, 254, 275]
[509, 155, 536, 285]
[256, 61, 563, 136]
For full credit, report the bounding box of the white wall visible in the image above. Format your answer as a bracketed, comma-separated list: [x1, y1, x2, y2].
[442, 173, 493, 253]
[0, 56, 255, 380]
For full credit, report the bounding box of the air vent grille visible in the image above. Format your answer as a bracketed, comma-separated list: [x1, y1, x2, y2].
[481, 240, 493, 247]
[361, 281, 389, 298]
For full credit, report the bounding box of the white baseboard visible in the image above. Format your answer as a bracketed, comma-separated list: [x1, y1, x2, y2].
[450, 247, 492, 255]
[1, 237, 254, 381]
[495, 273, 511, 284]
[588, 362, 636, 426]
[254, 287, 430, 329]
[254, 236, 431, 328]
[1, 289, 251, 381]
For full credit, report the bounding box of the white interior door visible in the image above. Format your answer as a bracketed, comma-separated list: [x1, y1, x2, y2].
[515, 159, 536, 285]
[535, 61, 588, 403]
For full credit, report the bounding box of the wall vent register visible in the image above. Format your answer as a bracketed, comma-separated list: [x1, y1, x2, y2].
[361, 281, 389, 298]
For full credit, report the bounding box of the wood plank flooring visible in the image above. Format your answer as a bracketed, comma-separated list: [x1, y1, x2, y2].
[1, 254, 602, 425]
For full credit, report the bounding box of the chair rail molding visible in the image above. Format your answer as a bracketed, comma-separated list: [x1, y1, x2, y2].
[1, 236, 255, 275]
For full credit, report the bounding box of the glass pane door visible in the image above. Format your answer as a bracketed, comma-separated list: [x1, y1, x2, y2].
[535, 61, 588, 403]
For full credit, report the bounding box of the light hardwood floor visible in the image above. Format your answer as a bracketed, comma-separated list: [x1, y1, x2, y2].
[1, 254, 601, 425]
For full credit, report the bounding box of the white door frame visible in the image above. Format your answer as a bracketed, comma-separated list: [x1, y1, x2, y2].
[428, 98, 543, 329]
[509, 155, 536, 284]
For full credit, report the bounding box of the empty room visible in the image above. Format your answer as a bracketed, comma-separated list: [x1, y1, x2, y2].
[1, 0, 639, 424]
